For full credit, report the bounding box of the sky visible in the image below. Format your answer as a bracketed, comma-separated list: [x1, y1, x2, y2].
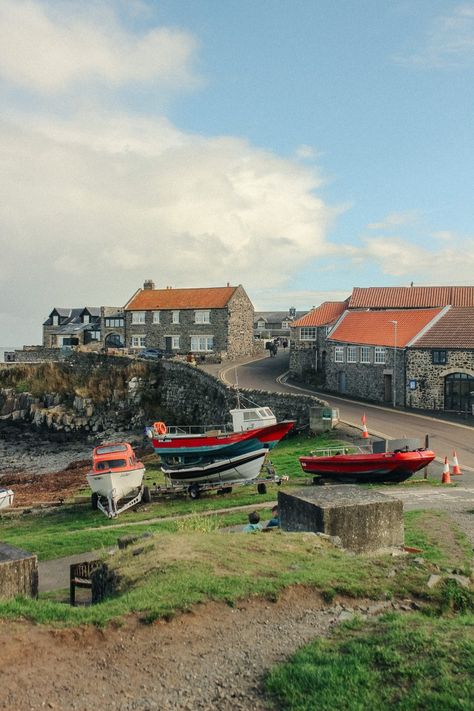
[1, 0, 473, 345]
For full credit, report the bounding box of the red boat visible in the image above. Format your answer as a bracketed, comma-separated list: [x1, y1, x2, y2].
[299, 445, 435, 483]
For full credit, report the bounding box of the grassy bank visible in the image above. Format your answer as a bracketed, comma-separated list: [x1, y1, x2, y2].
[265, 612, 474, 710]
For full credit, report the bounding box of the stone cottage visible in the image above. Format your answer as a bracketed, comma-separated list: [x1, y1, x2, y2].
[124, 280, 254, 359]
[289, 300, 348, 378]
[42, 307, 124, 350]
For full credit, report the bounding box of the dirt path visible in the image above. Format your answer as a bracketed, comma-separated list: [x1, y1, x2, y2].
[0, 589, 397, 711]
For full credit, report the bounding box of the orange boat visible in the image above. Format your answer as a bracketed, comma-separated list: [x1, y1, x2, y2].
[86, 442, 147, 517]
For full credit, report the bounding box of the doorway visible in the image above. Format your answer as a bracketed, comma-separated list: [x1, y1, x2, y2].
[444, 372, 474, 412]
[338, 371, 347, 393]
[384, 374, 392, 403]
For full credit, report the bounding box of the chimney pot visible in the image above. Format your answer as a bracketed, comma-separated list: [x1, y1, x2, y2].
[143, 279, 155, 290]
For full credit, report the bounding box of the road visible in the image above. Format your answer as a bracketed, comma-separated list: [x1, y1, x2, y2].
[219, 351, 474, 472]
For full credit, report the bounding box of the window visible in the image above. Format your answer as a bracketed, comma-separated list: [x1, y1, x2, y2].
[132, 311, 146, 325]
[281, 320, 290, 329]
[257, 320, 266, 330]
[131, 335, 146, 348]
[171, 335, 180, 349]
[172, 310, 180, 324]
[52, 314, 59, 326]
[190, 335, 214, 352]
[360, 346, 371, 363]
[300, 327, 317, 340]
[82, 313, 90, 324]
[335, 346, 344, 363]
[105, 318, 124, 328]
[325, 326, 332, 336]
[432, 350, 447, 365]
[375, 347, 386, 364]
[347, 345, 357, 363]
[195, 310, 210, 324]
[153, 311, 161, 324]
[89, 330, 100, 341]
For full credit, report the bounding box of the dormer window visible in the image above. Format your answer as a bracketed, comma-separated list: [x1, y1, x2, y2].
[82, 313, 90, 324]
[52, 314, 59, 326]
[257, 320, 266, 330]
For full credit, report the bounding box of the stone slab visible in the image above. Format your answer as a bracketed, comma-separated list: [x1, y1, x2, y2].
[278, 486, 404, 553]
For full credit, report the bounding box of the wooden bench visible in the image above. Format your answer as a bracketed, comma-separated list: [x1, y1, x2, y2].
[70, 560, 101, 606]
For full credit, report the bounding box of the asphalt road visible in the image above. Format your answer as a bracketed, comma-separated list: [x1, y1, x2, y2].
[220, 351, 474, 472]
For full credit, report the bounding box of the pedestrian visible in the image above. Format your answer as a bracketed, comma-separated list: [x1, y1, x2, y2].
[243, 511, 263, 532]
[266, 505, 280, 529]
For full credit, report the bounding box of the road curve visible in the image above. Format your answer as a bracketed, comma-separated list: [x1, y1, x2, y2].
[221, 351, 474, 471]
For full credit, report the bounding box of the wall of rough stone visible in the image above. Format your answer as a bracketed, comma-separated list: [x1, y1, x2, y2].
[0, 544, 38, 600]
[0, 356, 327, 436]
[5, 348, 67, 364]
[406, 349, 474, 410]
[227, 286, 254, 358]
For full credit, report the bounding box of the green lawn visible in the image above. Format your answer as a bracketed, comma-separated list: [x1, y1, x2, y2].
[265, 613, 474, 710]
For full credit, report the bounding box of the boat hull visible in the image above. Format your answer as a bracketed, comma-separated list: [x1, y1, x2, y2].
[0, 488, 14, 510]
[86, 466, 145, 504]
[161, 449, 268, 486]
[299, 450, 436, 483]
[151, 421, 294, 461]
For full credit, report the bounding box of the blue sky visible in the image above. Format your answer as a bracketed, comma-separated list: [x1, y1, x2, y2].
[0, 0, 473, 343]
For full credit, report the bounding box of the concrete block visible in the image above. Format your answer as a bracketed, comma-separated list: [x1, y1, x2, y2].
[0, 542, 38, 599]
[278, 486, 404, 553]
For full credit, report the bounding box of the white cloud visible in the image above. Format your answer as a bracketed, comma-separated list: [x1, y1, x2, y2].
[367, 211, 419, 230]
[0, 0, 199, 93]
[395, 4, 474, 68]
[0, 110, 338, 342]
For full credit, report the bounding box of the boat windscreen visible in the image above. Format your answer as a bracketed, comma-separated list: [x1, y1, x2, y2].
[96, 459, 127, 470]
[95, 444, 128, 455]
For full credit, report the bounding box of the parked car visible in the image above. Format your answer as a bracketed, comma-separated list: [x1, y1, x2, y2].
[138, 348, 164, 360]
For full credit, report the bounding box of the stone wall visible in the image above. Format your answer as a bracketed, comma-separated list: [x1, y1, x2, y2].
[0, 543, 38, 600]
[324, 342, 405, 405]
[5, 348, 67, 364]
[227, 285, 254, 358]
[0, 356, 327, 436]
[406, 349, 474, 410]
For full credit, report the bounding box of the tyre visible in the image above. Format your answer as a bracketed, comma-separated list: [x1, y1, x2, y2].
[91, 492, 99, 510]
[257, 483, 267, 495]
[142, 485, 151, 504]
[188, 484, 201, 500]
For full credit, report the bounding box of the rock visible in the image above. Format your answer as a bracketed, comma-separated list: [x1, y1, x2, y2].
[427, 574, 442, 588]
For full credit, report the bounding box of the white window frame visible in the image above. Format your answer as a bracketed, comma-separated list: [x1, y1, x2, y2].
[152, 311, 161, 324]
[190, 335, 214, 352]
[325, 325, 332, 336]
[347, 345, 357, 363]
[360, 346, 371, 364]
[132, 311, 146, 325]
[300, 327, 317, 341]
[172, 310, 180, 324]
[194, 310, 210, 324]
[88, 330, 100, 341]
[335, 346, 344, 363]
[82, 313, 90, 324]
[131, 335, 146, 348]
[171, 335, 180, 349]
[281, 320, 290, 329]
[374, 347, 386, 364]
[257, 320, 266, 330]
[52, 315, 59, 326]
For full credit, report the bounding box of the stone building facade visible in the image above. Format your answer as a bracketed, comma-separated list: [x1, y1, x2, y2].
[125, 281, 254, 360]
[405, 349, 474, 412]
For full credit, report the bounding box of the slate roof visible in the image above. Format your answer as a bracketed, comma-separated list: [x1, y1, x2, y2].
[254, 311, 305, 323]
[291, 301, 349, 328]
[43, 307, 101, 327]
[349, 286, 474, 309]
[327, 308, 444, 347]
[412, 308, 474, 348]
[125, 286, 239, 311]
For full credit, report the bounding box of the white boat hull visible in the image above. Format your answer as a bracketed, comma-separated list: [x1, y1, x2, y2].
[162, 449, 267, 486]
[86, 466, 145, 505]
[0, 489, 14, 510]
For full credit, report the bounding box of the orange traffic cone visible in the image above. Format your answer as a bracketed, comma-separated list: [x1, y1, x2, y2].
[452, 450, 462, 476]
[442, 457, 451, 484]
[361, 413, 369, 439]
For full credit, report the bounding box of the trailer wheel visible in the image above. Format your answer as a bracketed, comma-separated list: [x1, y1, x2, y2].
[142, 486, 151, 504]
[91, 492, 99, 510]
[222, 486, 232, 495]
[257, 483, 267, 495]
[188, 484, 201, 500]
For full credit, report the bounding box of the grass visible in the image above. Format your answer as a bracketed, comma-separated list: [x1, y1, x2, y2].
[0, 508, 471, 627]
[265, 612, 474, 710]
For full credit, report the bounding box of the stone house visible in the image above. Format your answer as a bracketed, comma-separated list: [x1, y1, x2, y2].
[253, 308, 304, 341]
[124, 281, 254, 359]
[42, 307, 124, 350]
[324, 307, 446, 407]
[289, 301, 348, 378]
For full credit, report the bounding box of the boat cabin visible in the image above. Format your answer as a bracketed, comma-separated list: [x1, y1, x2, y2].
[92, 443, 141, 472]
[229, 407, 277, 432]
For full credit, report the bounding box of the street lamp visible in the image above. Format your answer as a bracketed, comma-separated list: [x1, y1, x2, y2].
[390, 320, 398, 408]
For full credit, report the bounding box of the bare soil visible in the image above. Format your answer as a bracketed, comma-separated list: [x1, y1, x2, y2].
[0, 460, 90, 507]
[0, 588, 396, 711]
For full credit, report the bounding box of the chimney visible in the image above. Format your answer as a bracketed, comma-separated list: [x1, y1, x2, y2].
[143, 279, 155, 290]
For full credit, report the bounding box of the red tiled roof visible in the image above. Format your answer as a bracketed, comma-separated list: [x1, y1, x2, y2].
[328, 309, 444, 347]
[291, 301, 348, 328]
[349, 286, 474, 309]
[125, 286, 238, 311]
[412, 308, 474, 348]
